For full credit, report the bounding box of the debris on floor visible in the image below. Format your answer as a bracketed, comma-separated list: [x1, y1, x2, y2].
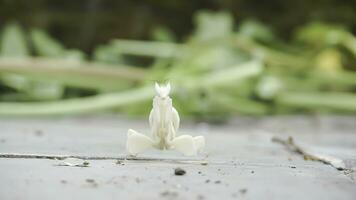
[54, 161, 90, 167]
[160, 190, 178, 198]
[239, 188, 248, 194]
[272, 136, 347, 170]
[174, 168, 186, 176]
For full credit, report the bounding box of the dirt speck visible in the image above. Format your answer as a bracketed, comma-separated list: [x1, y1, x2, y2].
[34, 130, 43, 136]
[54, 161, 90, 167]
[197, 194, 205, 200]
[201, 162, 208, 166]
[214, 180, 221, 184]
[251, 170, 255, 174]
[205, 179, 210, 183]
[86, 179, 95, 183]
[174, 168, 186, 176]
[85, 179, 98, 187]
[116, 160, 125, 165]
[60, 180, 67, 184]
[239, 188, 248, 194]
[290, 166, 296, 169]
[160, 190, 178, 198]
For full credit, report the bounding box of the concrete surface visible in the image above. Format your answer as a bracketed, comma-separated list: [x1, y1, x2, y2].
[0, 115, 355, 200]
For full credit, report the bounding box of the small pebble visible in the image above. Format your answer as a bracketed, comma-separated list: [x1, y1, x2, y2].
[197, 194, 205, 200]
[160, 190, 178, 197]
[201, 162, 208, 166]
[239, 188, 248, 194]
[86, 179, 98, 188]
[174, 168, 186, 176]
[86, 179, 95, 183]
[34, 130, 43, 136]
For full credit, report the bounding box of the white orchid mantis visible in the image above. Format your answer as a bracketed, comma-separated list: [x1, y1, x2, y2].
[126, 82, 205, 156]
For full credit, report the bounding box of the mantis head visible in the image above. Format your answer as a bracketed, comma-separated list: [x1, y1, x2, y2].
[155, 82, 171, 98]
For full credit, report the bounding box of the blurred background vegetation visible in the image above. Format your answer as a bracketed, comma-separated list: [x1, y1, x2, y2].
[0, 0, 356, 121]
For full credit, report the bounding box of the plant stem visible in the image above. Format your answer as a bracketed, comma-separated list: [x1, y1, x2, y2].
[0, 60, 263, 116]
[234, 35, 309, 68]
[0, 86, 153, 116]
[212, 94, 268, 115]
[112, 39, 184, 58]
[0, 58, 146, 90]
[188, 60, 263, 88]
[311, 71, 356, 86]
[277, 91, 356, 112]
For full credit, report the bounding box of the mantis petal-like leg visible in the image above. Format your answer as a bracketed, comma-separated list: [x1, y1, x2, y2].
[126, 129, 154, 156]
[193, 136, 205, 152]
[171, 135, 197, 156]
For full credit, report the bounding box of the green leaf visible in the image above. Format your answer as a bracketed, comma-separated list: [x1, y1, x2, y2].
[31, 29, 64, 57]
[295, 22, 348, 46]
[31, 29, 85, 61]
[27, 81, 64, 100]
[256, 75, 283, 100]
[0, 22, 29, 57]
[93, 44, 123, 64]
[193, 11, 234, 41]
[0, 22, 30, 93]
[239, 20, 275, 42]
[150, 25, 176, 42]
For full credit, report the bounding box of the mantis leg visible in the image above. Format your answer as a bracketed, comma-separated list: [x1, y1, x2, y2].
[126, 129, 154, 156]
[171, 134, 206, 156]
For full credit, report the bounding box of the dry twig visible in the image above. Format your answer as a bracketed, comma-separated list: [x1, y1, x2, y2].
[272, 136, 347, 171]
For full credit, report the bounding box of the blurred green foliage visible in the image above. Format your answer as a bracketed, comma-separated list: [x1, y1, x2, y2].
[0, 10, 356, 120]
[1, 0, 355, 51]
